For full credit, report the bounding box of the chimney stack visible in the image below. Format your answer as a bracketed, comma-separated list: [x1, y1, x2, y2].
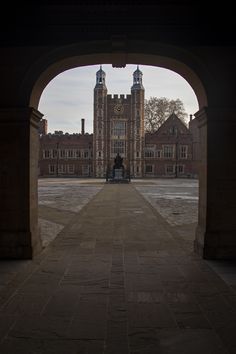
[81, 118, 85, 135]
[189, 114, 193, 121]
[39, 118, 48, 135]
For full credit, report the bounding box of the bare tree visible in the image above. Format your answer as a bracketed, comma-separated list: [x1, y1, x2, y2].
[144, 97, 188, 133]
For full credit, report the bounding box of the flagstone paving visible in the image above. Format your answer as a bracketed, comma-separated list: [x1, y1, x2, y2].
[0, 181, 235, 353]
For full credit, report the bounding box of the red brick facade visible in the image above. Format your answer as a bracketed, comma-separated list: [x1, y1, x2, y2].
[39, 131, 93, 177]
[39, 113, 198, 178]
[38, 68, 199, 178]
[144, 114, 194, 178]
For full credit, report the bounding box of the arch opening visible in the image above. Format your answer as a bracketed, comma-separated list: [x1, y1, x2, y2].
[35, 54, 205, 252]
[5, 43, 210, 260]
[29, 52, 207, 111]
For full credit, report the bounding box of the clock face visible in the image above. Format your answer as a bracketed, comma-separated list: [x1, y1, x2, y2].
[114, 104, 124, 115]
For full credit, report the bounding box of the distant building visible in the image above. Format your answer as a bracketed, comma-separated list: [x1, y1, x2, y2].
[39, 118, 48, 135]
[38, 67, 199, 178]
[39, 120, 93, 177]
[93, 65, 144, 178]
[144, 113, 195, 178]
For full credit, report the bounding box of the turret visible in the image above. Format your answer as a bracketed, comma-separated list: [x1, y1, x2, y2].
[93, 65, 108, 177]
[130, 65, 145, 177]
[95, 65, 107, 89]
[131, 65, 144, 90]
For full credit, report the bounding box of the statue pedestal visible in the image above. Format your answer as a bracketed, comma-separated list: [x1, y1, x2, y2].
[114, 168, 123, 180]
[107, 167, 129, 183]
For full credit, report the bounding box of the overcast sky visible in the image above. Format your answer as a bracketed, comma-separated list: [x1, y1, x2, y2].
[38, 64, 199, 134]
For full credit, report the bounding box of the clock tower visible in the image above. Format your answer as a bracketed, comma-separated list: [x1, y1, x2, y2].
[93, 65, 145, 178]
[93, 66, 107, 177]
[130, 65, 145, 177]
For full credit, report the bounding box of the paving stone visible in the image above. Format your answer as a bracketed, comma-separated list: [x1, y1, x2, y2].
[128, 327, 160, 354]
[0, 314, 17, 339]
[128, 303, 177, 328]
[104, 340, 129, 354]
[0, 179, 235, 353]
[125, 273, 162, 292]
[173, 312, 211, 329]
[9, 315, 70, 339]
[154, 329, 228, 354]
[41, 291, 79, 318]
[1, 293, 50, 315]
[67, 319, 106, 339]
[127, 291, 166, 304]
[0, 338, 104, 354]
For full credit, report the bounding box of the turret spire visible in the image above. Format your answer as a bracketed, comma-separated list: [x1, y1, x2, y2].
[95, 65, 106, 88]
[131, 65, 144, 90]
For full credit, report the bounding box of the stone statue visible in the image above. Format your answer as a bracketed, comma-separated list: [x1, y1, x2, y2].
[114, 153, 123, 169]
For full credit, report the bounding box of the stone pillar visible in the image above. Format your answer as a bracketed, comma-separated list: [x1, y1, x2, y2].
[194, 108, 207, 256]
[194, 107, 236, 259]
[0, 108, 43, 259]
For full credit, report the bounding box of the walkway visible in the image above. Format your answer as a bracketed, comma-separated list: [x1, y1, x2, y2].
[0, 184, 236, 353]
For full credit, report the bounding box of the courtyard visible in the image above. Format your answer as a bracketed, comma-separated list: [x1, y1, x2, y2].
[0, 178, 235, 353]
[38, 177, 198, 249]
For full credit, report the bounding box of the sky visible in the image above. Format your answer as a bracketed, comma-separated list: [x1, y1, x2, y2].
[38, 64, 199, 134]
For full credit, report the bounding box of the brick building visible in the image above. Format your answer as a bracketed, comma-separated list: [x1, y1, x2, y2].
[144, 113, 195, 178]
[39, 67, 199, 178]
[39, 119, 93, 177]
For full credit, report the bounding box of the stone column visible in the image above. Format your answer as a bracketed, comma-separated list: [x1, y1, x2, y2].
[194, 107, 236, 259]
[0, 108, 43, 259]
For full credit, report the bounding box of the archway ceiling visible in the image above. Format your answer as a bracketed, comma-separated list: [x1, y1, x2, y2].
[1, 2, 234, 47]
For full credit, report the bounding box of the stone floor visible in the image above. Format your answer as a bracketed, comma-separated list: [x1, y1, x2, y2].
[0, 180, 236, 353]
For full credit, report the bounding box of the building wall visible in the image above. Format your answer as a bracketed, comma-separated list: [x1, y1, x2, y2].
[144, 113, 195, 178]
[39, 116, 198, 179]
[39, 133, 93, 177]
[93, 67, 145, 178]
[39, 70, 199, 179]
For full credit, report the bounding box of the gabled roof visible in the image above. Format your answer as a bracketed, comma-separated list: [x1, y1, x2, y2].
[145, 113, 191, 144]
[156, 113, 189, 136]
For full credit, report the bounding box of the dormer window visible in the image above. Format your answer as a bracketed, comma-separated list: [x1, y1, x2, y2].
[170, 126, 178, 135]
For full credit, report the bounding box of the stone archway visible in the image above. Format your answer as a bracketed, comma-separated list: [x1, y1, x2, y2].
[1, 40, 229, 260]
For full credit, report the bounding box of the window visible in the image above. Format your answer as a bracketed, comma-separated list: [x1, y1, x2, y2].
[58, 165, 67, 174]
[179, 145, 188, 159]
[145, 150, 154, 158]
[59, 150, 66, 158]
[112, 120, 126, 136]
[84, 150, 89, 158]
[52, 150, 57, 158]
[68, 149, 74, 158]
[82, 165, 89, 176]
[111, 140, 125, 155]
[98, 151, 101, 157]
[156, 150, 161, 158]
[169, 126, 178, 135]
[145, 165, 153, 173]
[49, 165, 56, 174]
[166, 165, 174, 174]
[178, 165, 184, 173]
[68, 164, 75, 174]
[137, 166, 139, 173]
[43, 149, 51, 159]
[136, 151, 139, 158]
[163, 145, 174, 158]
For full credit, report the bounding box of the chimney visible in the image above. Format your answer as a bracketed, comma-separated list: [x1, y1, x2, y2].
[81, 118, 85, 135]
[39, 118, 48, 135]
[189, 114, 193, 121]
